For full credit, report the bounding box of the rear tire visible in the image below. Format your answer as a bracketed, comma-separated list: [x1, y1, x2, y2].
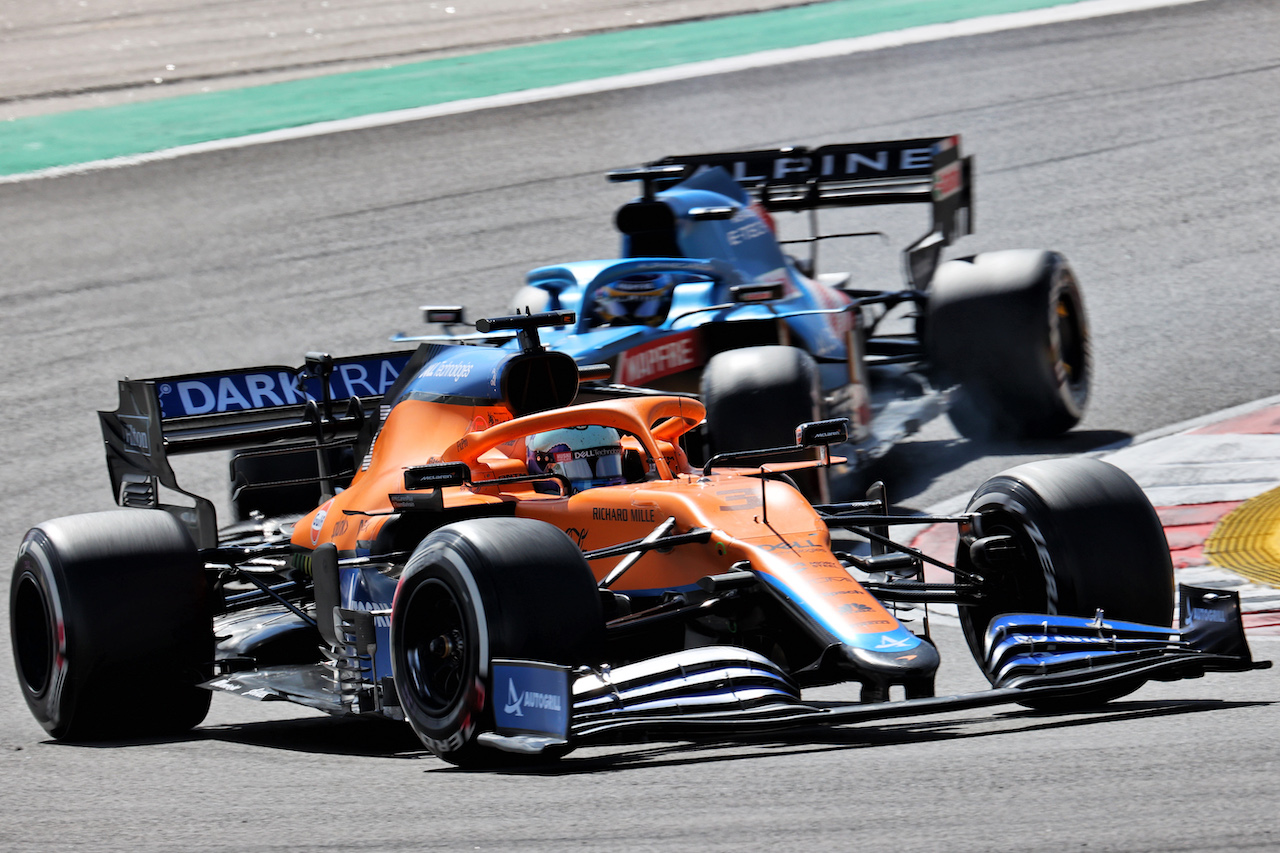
[957, 458, 1174, 708]
[927, 250, 1089, 440]
[701, 345, 823, 499]
[389, 517, 603, 766]
[10, 511, 213, 740]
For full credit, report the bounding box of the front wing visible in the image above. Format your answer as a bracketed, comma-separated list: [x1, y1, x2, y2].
[481, 585, 1268, 755]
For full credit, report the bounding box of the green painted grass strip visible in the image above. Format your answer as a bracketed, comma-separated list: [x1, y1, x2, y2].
[0, 0, 1082, 176]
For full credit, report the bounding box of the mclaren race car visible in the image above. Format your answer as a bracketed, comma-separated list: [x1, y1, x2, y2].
[10, 312, 1266, 766]
[391, 135, 1090, 504]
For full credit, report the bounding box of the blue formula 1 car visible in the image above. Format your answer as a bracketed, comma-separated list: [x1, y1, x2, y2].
[388, 136, 1090, 505]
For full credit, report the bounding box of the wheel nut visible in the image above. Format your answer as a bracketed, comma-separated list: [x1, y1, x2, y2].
[428, 635, 454, 658]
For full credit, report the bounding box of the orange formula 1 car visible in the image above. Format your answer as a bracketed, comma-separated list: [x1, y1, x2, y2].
[11, 313, 1267, 765]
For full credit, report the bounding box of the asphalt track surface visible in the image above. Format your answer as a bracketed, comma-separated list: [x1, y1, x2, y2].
[2, 1, 1280, 850]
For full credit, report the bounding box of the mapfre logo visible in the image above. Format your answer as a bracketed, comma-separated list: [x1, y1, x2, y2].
[617, 331, 702, 385]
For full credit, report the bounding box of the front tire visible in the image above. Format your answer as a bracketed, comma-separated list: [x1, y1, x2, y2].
[10, 511, 213, 740]
[927, 250, 1089, 440]
[701, 345, 823, 499]
[389, 518, 603, 766]
[957, 458, 1174, 707]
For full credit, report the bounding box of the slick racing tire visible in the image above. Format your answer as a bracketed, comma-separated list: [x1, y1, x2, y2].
[10, 510, 213, 740]
[926, 250, 1089, 440]
[701, 345, 824, 500]
[390, 518, 603, 767]
[956, 458, 1174, 708]
[229, 445, 354, 521]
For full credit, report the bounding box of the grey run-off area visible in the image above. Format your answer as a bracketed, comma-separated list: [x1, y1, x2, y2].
[1, 0, 819, 119]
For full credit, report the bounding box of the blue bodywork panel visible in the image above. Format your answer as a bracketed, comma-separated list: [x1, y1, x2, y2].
[399, 167, 863, 388]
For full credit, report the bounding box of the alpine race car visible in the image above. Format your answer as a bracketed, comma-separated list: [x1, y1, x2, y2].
[389, 135, 1090, 504]
[10, 312, 1265, 766]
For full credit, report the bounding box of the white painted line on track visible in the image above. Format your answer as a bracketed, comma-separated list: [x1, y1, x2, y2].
[1108, 434, 1280, 507]
[1, 0, 1210, 184]
[1093, 394, 1280, 506]
[1096, 392, 1280, 449]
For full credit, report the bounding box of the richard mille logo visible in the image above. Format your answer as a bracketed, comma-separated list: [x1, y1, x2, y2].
[503, 679, 562, 716]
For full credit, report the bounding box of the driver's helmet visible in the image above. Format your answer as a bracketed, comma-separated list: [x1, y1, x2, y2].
[526, 425, 626, 492]
[592, 273, 677, 327]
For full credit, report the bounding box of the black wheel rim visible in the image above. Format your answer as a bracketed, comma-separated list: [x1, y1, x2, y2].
[13, 571, 54, 697]
[973, 507, 1048, 615]
[1053, 287, 1088, 397]
[402, 578, 468, 715]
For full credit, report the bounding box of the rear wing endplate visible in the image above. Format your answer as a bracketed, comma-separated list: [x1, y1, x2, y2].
[99, 350, 415, 547]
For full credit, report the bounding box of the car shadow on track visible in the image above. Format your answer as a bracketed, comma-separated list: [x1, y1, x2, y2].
[47, 715, 432, 759]
[41, 698, 1268, 772]
[892, 428, 1135, 469]
[844, 428, 1134, 505]
[196, 715, 429, 757]
[470, 698, 1268, 776]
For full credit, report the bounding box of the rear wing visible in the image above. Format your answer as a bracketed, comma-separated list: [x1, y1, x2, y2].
[99, 350, 416, 547]
[650, 136, 974, 288]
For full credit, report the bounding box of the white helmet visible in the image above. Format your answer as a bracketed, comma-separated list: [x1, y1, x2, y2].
[526, 425, 625, 492]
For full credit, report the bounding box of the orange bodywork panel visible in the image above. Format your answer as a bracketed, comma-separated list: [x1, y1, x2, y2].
[291, 392, 900, 646]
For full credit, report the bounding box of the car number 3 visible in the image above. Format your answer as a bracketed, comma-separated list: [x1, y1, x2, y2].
[716, 488, 763, 512]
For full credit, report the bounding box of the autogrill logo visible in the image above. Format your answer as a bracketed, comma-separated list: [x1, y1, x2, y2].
[1189, 606, 1228, 624]
[348, 599, 391, 628]
[348, 599, 390, 612]
[503, 679, 562, 716]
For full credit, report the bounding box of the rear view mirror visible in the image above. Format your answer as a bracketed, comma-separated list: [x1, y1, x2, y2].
[730, 283, 785, 304]
[422, 306, 465, 325]
[404, 462, 471, 491]
[795, 418, 850, 448]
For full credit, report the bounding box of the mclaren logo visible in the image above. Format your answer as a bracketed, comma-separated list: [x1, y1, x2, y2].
[503, 678, 563, 716]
